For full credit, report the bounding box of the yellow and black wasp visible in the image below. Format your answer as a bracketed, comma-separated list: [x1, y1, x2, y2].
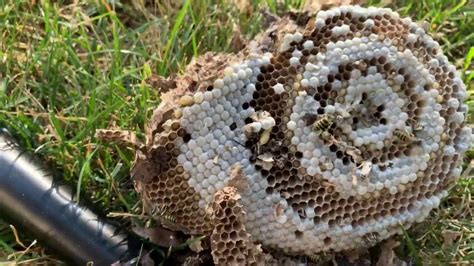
[312, 114, 337, 132]
[393, 129, 420, 145]
[362, 232, 379, 247]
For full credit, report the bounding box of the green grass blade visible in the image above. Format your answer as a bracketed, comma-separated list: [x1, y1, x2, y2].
[75, 148, 98, 202]
[464, 47, 474, 70]
[159, 0, 191, 75]
[399, 223, 423, 266]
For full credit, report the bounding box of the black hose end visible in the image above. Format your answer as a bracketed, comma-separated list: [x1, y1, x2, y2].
[0, 128, 146, 265]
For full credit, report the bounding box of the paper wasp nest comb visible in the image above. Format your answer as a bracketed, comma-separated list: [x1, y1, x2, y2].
[131, 5, 470, 260]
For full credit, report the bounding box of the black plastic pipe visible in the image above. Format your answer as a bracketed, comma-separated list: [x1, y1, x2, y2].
[0, 129, 143, 265]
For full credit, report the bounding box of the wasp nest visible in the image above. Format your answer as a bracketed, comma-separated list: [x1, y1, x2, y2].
[130, 5, 470, 261]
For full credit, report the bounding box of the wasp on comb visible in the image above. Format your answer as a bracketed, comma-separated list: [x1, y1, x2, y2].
[312, 114, 343, 133]
[393, 129, 420, 145]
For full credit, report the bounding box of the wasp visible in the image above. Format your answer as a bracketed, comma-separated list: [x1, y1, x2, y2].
[312, 114, 344, 134]
[394, 128, 433, 157]
[152, 206, 189, 232]
[161, 213, 177, 224]
[362, 232, 379, 247]
[393, 129, 418, 144]
[308, 251, 330, 263]
[153, 206, 177, 223]
[159, 210, 183, 231]
[312, 114, 335, 132]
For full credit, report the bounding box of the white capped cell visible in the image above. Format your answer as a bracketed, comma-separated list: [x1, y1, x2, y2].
[273, 84, 285, 94]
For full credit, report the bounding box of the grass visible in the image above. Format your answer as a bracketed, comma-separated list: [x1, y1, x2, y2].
[0, 0, 472, 264]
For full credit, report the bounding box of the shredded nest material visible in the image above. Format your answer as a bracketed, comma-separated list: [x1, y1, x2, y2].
[98, 5, 470, 264]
